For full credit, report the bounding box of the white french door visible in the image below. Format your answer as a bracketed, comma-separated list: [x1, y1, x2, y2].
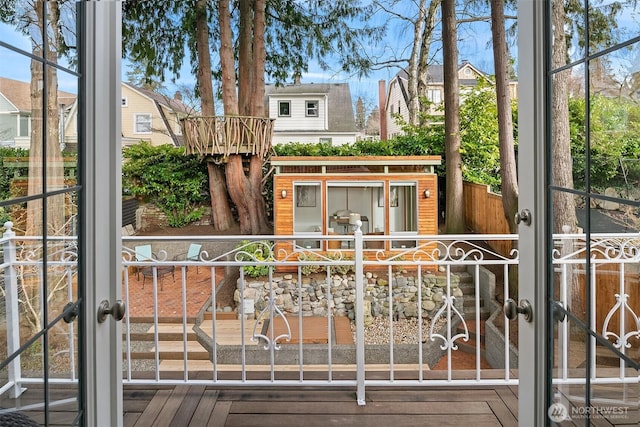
[81, 1, 123, 425]
[519, 1, 640, 426]
[516, 1, 547, 424]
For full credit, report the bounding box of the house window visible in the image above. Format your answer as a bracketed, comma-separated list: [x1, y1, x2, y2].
[122, 97, 128, 107]
[293, 182, 322, 249]
[319, 137, 332, 144]
[326, 182, 383, 241]
[134, 113, 152, 133]
[464, 67, 472, 76]
[278, 101, 290, 117]
[306, 100, 318, 117]
[427, 89, 441, 104]
[19, 114, 29, 136]
[389, 182, 418, 248]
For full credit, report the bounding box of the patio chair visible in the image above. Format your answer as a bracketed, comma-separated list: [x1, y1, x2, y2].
[174, 243, 202, 273]
[134, 244, 153, 280]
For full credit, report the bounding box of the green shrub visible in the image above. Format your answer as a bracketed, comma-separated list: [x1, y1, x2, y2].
[324, 252, 355, 275]
[298, 253, 323, 276]
[122, 142, 209, 227]
[236, 240, 273, 278]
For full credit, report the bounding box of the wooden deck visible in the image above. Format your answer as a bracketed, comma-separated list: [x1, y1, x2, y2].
[5, 376, 640, 425]
[123, 381, 520, 427]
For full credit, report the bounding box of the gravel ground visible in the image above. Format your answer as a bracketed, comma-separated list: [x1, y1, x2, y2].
[351, 317, 447, 345]
[122, 322, 157, 372]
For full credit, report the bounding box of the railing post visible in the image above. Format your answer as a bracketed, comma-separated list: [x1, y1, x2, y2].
[353, 221, 366, 405]
[3, 221, 26, 397]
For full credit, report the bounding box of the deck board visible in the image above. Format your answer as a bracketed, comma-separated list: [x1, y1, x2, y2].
[133, 388, 171, 426]
[224, 414, 501, 427]
[170, 386, 207, 427]
[190, 390, 220, 426]
[0, 382, 534, 426]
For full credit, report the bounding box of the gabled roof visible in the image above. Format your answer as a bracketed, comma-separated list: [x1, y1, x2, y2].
[0, 76, 76, 112]
[123, 82, 193, 115]
[265, 82, 357, 133]
[387, 62, 491, 111]
[393, 62, 490, 86]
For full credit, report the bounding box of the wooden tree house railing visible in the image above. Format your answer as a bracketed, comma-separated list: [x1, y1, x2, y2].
[181, 116, 275, 157]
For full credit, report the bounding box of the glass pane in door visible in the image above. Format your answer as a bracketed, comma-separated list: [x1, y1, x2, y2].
[546, 0, 640, 423]
[0, 2, 83, 424]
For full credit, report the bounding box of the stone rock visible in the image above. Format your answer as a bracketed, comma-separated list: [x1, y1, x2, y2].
[423, 300, 436, 311]
[404, 302, 418, 318]
[432, 292, 444, 303]
[362, 299, 373, 326]
[602, 188, 620, 210]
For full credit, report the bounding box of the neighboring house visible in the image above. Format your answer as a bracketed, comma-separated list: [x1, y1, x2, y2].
[265, 81, 358, 145]
[384, 61, 518, 138]
[0, 77, 192, 149]
[0, 77, 76, 148]
[119, 83, 193, 147]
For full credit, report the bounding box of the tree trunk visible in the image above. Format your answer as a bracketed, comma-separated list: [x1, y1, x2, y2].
[195, 0, 215, 117]
[221, 0, 270, 235]
[490, 0, 518, 234]
[417, 0, 440, 125]
[207, 162, 235, 230]
[249, 0, 266, 117]
[442, 0, 464, 234]
[197, 0, 234, 231]
[218, 0, 239, 114]
[406, 0, 427, 126]
[551, 0, 582, 319]
[237, 0, 253, 115]
[27, 0, 64, 237]
[551, 1, 578, 235]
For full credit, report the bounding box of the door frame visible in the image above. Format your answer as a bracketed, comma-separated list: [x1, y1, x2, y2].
[80, 1, 123, 425]
[517, 0, 549, 425]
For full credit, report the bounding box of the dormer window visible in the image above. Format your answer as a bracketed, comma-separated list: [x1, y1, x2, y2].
[278, 101, 291, 117]
[306, 100, 319, 117]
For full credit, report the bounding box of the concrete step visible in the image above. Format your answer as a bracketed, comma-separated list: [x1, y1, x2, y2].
[463, 308, 492, 321]
[455, 320, 486, 357]
[455, 271, 473, 284]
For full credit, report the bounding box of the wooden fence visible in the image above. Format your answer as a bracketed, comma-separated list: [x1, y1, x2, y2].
[463, 181, 512, 256]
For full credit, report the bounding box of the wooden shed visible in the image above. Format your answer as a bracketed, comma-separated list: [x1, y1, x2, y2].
[272, 155, 442, 253]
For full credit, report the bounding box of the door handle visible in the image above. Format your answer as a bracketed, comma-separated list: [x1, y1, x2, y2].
[503, 298, 533, 322]
[514, 209, 532, 226]
[97, 299, 126, 323]
[63, 301, 79, 324]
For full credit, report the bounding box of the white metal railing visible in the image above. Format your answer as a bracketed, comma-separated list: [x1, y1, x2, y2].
[1, 220, 639, 405]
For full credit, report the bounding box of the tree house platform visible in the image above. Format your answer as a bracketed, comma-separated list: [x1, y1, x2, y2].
[181, 116, 274, 157]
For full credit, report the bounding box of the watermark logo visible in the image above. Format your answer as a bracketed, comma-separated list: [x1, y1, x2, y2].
[548, 402, 570, 423]
[548, 402, 629, 422]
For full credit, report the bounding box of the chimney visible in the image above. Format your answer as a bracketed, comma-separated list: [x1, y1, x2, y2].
[174, 91, 182, 101]
[378, 80, 387, 141]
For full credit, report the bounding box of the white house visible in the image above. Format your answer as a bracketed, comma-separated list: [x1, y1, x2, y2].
[0, 76, 76, 148]
[0, 77, 193, 149]
[265, 81, 358, 145]
[384, 61, 518, 138]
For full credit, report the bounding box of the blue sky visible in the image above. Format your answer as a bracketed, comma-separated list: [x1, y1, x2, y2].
[0, 6, 507, 106]
[119, 9, 504, 110]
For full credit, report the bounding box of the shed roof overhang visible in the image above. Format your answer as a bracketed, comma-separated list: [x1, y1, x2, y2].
[271, 155, 441, 167]
[272, 155, 442, 175]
